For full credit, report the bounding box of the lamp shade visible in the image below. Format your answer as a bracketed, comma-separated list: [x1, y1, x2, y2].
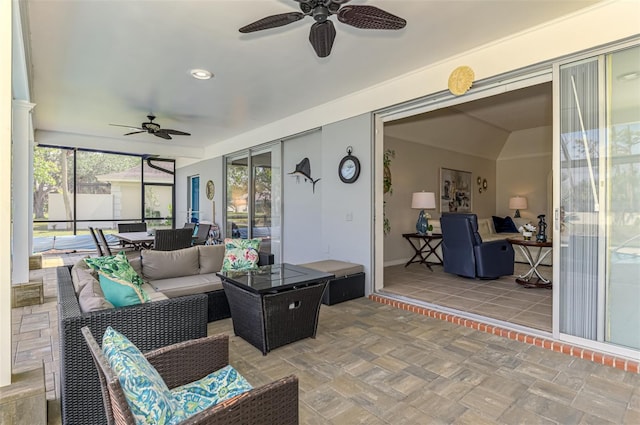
[509, 196, 528, 210]
[412, 192, 436, 209]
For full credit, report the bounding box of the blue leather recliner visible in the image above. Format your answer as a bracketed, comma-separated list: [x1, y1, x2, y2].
[440, 213, 515, 279]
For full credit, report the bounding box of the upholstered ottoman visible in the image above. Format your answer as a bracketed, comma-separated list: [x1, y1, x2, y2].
[298, 260, 365, 305]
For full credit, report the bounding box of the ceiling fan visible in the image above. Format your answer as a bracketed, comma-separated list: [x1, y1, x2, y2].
[239, 0, 406, 58]
[110, 115, 190, 140]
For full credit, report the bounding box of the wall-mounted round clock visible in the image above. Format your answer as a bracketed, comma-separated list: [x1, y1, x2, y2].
[205, 180, 215, 200]
[338, 147, 360, 184]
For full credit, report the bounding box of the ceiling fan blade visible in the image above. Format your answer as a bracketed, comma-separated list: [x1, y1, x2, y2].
[239, 12, 305, 33]
[163, 129, 191, 136]
[154, 131, 172, 140]
[337, 5, 406, 30]
[110, 124, 144, 130]
[309, 21, 336, 58]
[123, 130, 146, 136]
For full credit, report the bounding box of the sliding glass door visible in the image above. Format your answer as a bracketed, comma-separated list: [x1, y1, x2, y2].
[556, 44, 640, 351]
[225, 143, 281, 263]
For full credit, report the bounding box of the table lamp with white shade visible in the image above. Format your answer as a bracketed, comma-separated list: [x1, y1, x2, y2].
[509, 196, 528, 218]
[411, 191, 436, 234]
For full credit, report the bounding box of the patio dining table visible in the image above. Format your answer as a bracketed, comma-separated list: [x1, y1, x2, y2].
[112, 231, 155, 250]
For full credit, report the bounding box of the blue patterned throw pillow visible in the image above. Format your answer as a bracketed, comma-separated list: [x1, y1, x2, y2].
[172, 365, 253, 417]
[102, 327, 186, 425]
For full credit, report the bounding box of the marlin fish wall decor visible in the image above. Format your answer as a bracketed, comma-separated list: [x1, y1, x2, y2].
[289, 157, 320, 193]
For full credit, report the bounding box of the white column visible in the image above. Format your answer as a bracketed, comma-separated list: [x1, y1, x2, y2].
[1, 0, 13, 388]
[12, 100, 35, 285]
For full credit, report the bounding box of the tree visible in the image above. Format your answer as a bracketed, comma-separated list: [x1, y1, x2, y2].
[33, 147, 61, 219]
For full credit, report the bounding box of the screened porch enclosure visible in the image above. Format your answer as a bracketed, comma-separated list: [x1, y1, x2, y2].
[32, 146, 175, 253]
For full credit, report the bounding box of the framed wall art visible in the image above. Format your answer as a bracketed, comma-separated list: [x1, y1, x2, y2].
[440, 167, 472, 213]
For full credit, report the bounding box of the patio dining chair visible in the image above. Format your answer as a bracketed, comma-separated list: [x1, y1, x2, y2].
[183, 222, 196, 231]
[88, 227, 104, 256]
[80, 326, 299, 425]
[96, 228, 113, 256]
[193, 223, 211, 245]
[117, 222, 147, 249]
[153, 228, 194, 251]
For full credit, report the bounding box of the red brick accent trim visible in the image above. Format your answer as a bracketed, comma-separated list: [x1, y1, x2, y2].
[369, 294, 640, 374]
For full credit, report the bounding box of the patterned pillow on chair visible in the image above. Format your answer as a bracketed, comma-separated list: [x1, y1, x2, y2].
[171, 365, 253, 417]
[223, 238, 260, 251]
[102, 327, 186, 425]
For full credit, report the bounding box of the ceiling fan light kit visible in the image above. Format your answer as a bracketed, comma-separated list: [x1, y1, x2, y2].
[239, 0, 406, 58]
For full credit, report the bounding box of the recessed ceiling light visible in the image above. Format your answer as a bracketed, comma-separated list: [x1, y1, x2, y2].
[617, 71, 640, 81]
[190, 69, 213, 80]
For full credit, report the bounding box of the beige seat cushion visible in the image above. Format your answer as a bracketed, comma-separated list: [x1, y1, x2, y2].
[140, 283, 169, 302]
[149, 273, 222, 298]
[141, 246, 199, 280]
[198, 245, 225, 274]
[298, 260, 363, 278]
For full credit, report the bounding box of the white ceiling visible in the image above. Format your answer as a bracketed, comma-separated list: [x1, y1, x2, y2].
[17, 0, 601, 159]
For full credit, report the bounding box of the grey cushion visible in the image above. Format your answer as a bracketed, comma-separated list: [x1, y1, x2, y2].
[71, 258, 98, 295]
[149, 273, 222, 298]
[128, 256, 143, 277]
[198, 245, 225, 274]
[141, 246, 199, 280]
[298, 260, 364, 278]
[78, 278, 114, 313]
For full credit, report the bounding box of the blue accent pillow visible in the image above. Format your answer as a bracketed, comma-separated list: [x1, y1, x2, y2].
[492, 216, 519, 233]
[102, 327, 186, 425]
[98, 273, 149, 308]
[171, 365, 253, 417]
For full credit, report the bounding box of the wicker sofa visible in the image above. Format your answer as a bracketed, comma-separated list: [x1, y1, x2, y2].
[57, 265, 208, 425]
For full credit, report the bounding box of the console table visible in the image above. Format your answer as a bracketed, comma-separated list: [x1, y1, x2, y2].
[402, 233, 443, 271]
[506, 238, 553, 288]
[218, 264, 333, 355]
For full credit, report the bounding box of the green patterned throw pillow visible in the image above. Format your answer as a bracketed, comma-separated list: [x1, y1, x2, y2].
[85, 251, 144, 287]
[102, 327, 186, 425]
[172, 365, 253, 417]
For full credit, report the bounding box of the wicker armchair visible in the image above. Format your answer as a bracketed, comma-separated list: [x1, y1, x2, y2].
[81, 327, 299, 425]
[57, 266, 208, 425]
[154, 228, 194, 251]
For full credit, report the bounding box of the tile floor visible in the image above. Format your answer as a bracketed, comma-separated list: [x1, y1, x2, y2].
[11, 253, 640, 424]
[382, 263, 552, 333]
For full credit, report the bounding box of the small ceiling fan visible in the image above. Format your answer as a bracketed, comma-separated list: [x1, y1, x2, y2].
[239, 0, 406, 58]
[110, 115, 190, 140]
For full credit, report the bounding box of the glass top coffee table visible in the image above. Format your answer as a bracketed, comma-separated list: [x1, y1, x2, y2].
[217, 264, 334, 354]
[218, 263, 334, 293]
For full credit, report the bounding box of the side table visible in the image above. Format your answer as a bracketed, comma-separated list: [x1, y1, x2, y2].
[506, 238, 553, 288]
[402, 233, 443, 271]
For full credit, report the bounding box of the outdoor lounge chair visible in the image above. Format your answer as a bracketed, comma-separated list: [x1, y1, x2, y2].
[81, 326, 299, 425]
